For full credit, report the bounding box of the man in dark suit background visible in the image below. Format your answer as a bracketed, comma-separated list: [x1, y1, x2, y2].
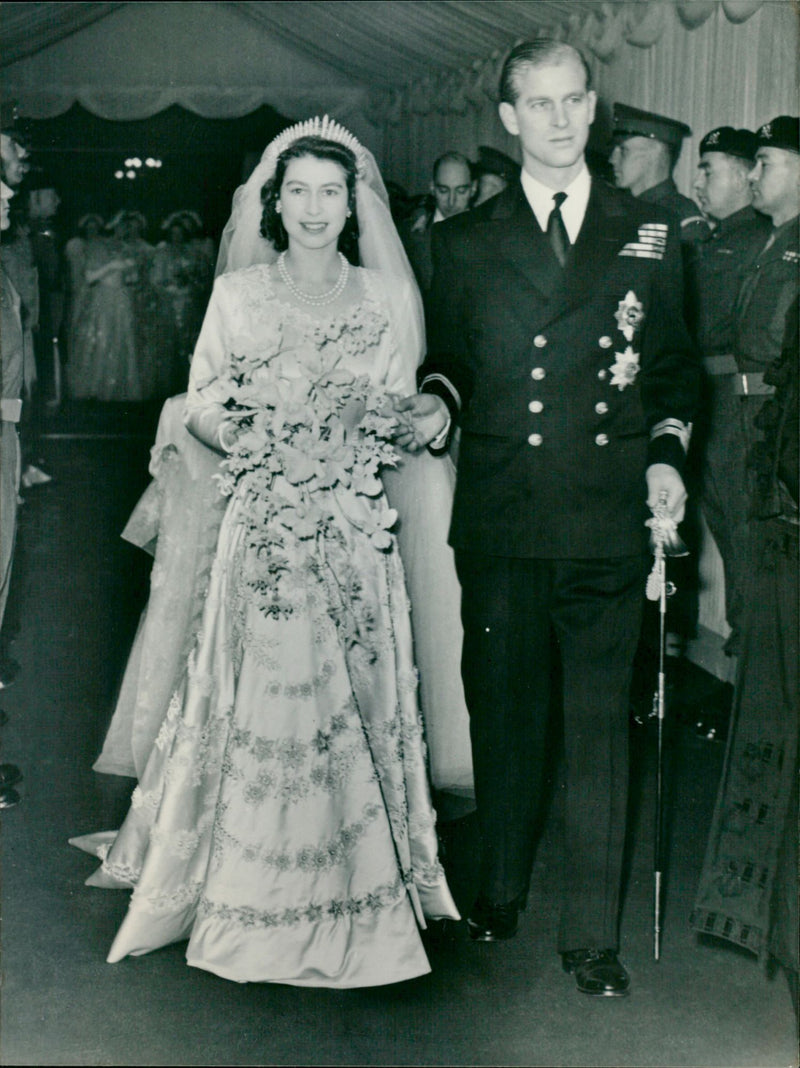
[395, 39, 699, 997]
[399, 152, 476, 299]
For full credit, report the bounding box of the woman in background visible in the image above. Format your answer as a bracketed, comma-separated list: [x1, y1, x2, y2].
[64, 213, 105, 371]
[151, 210, 213, 392]
[68, 211, 140, 401]
[119, 211, 174, 399]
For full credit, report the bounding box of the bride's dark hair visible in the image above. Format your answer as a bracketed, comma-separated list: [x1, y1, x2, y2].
[260, 136, 360, 264]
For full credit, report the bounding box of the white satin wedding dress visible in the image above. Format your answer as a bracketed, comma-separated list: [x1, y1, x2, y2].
[72, 265, 461, 986]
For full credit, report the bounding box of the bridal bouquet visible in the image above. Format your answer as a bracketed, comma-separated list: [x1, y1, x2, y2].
[213, 322, 401, 625]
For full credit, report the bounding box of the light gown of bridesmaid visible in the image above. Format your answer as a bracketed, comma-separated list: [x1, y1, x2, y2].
[71, 263, 459, 987]
[68, 239, 142, 401]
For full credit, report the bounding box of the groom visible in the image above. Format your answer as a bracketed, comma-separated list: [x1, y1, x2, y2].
[396, 40, 699, 996]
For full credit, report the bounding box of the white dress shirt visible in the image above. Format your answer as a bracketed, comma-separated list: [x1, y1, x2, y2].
[520, 164, 591, 244]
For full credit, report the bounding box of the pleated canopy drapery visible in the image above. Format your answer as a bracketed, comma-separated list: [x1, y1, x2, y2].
[1, 2, 795, 192]
[380, 1, 797, 197]
[0, 1, 774, 118]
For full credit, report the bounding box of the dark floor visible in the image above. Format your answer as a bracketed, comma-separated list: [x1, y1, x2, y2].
[0, 404, 797, 1067]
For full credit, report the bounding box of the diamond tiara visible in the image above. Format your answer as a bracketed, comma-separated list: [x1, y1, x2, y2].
[261, 115, 367, 175]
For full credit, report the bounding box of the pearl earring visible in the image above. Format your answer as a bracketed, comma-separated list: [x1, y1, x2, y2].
[346, 209, 352, 218]
[276, 202, 282, 213]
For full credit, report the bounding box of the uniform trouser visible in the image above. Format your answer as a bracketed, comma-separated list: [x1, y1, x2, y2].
[701, 383, 766, 643]
[0, 420, 21, 633]
[454, 549, 647, 953]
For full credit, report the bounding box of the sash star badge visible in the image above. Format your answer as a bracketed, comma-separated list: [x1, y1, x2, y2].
[615, 291, 646, 341]
[609, 346, 640, 390]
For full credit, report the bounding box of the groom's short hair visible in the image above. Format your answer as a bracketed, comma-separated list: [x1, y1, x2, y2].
[499, 40, 592, 105]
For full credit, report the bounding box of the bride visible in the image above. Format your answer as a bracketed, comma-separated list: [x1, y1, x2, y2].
[93, 133, 473, 802]
[71, 118, 461, 987]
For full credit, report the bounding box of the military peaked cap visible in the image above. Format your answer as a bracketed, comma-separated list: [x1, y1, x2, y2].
[475, 145, 518, 181]
[613, 103, 691, 148]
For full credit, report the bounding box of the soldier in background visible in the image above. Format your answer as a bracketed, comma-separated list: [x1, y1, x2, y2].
[611, 104, 710, 685]
[692, 292, 798, 1022]
[733, 115, 800, 436]
[26, 173, 65, 411]
[610, 103, 710, 246]
[689, 127, 770, 674]
[0, 106, 37, 691]
[0, 176, 26, 806]
[0, 107, 36, 410]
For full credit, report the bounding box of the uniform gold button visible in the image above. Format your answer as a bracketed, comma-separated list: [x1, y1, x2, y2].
[528, 400, 544, 413]
[595, 401, 609, 414]
[599, 336, 612, 349]
[531, 367, 546, 381]
[598, 368, 607, 380]
[595, 433, 609, 446]
[534, 335, 547, 348]
[528, 433, 543, 446]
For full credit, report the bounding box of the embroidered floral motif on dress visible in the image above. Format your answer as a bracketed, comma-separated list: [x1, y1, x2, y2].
[137, 880, 204, 914]
[214, 803, 384, 871]
[223, 708, 369, 807]
[196, 875, 406, 931]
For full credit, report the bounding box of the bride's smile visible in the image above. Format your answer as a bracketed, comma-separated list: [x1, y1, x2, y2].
[278, 156, 350, 253]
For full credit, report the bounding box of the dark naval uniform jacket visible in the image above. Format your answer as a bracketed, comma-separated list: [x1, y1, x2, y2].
[420, 177, 700, 560]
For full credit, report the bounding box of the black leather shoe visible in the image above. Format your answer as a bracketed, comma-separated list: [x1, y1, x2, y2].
[421, 917, 458, 948]
[467, 894, 524, 942]
[0, 786, 21, 809]
[0, 656, 20, 689]
[0, 763, 22, 788]
[562, 949, 630, 996]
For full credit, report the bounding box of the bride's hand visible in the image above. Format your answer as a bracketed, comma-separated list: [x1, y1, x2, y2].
[390, 394, 448, 452]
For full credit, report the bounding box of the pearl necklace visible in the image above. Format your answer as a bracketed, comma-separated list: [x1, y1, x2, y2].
[277, 251, 349, 306]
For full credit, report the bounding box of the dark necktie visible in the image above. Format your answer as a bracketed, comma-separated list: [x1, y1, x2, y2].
[547, 191, 569, 267]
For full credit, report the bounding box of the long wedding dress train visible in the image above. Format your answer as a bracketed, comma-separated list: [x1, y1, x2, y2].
[72, 266, 460, 986]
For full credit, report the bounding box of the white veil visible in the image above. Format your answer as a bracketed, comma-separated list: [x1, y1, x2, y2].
[214, 116, 425, 385]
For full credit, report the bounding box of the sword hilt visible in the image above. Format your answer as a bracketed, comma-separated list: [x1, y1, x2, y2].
[646, 488, 689, 558]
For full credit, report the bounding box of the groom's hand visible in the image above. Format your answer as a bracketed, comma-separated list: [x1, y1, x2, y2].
[646, 463, 687, 524]
[391, 394, 449, 452]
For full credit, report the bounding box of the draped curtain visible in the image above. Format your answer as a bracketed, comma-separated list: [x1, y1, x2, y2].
[383, 1, 798, 193]
[3, 2, 793, 184]
[0, 2, 381, 148]
[3, 2, 795, 193]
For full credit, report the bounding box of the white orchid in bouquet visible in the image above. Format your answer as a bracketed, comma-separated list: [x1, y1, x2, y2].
[212, 325, 401, 632]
